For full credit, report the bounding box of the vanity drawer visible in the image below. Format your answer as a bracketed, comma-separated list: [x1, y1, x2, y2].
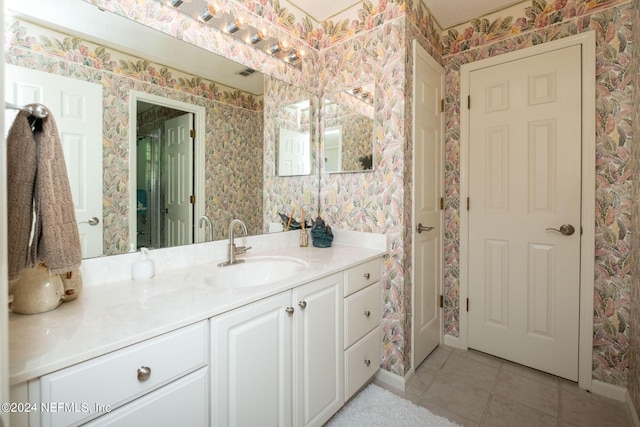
[344, 282, 381, 349]
[39, 321, 208, 427]
[344, 259, 381, 296]
[84, 368, 208, 427]
[344, 327, 380, 400]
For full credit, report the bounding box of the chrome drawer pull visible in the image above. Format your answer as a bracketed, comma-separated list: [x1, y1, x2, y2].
[298, 301, 307, 309]
[364, 359, 371, 367]
[286, 307, 295, 315]
[137, 366, 151, 382]
[363, 273, 370, 280]
[364, 310, 371, 317]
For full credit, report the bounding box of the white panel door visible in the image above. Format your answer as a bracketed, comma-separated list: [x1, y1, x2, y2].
[412, 41, 444, 368]
[5, 65, 103, 258]
[278, 128, 310, 176]
[468, 46, 582, 381]
[211, 291, 292, 427]
[164, 113, 192, 247]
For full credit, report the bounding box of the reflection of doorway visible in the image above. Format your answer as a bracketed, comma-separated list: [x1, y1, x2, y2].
[129, 91, 206, 250]
[323, 126, 342, 173]
[136, 102, 193, 249]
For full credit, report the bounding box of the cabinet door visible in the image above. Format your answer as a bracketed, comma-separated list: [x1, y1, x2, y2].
[293, 273, 344, 427]
[211, 291, 293, 427]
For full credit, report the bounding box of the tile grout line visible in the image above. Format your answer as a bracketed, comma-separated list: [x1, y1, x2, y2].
[478, 359, 504, 426]
[557, 378, 563, 427]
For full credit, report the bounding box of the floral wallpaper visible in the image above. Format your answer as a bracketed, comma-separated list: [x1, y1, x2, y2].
[441, 0, 635, 388]
[263, 76, 318, 228]
[325, 103, 374, 172]
[629, 0, 640, 416]
[5, 18, 263, 255]
[11, 0, 637, 399]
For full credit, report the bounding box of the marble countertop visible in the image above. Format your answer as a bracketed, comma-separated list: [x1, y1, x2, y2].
[9, 233, 386, 385]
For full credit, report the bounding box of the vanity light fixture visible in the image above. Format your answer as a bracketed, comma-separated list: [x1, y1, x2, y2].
[287, 49, 305, 63]
[247, 28, 267, 44]
[157, 0, 304, 68]
[224, 17, 243, 34]
[287, 51, 300, 62]
[268, 40, 289, 54]
[199, 3, 218, 22]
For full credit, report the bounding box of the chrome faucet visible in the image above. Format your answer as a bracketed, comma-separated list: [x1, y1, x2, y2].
[198, 215, 213, 242]
[218, 219, 252, 267]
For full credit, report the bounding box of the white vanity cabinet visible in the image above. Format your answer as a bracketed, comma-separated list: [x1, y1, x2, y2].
[13, 321, 208, 427]
[211, 272, 344, 427]
[343, 258, 382, 400]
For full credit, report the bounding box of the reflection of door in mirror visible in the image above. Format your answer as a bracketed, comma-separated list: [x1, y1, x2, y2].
[274, 99, 312, 177]
[278, 128, 310, 175]
[323, 127, 342, 173]
[4, 64, 104, 258]
[136, 101, 194, 250]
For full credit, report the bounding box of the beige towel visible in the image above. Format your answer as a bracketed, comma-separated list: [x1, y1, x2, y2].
[31, 108, 82, 275]
[7, 107, 81, 280]
[7, 111, 37, 280]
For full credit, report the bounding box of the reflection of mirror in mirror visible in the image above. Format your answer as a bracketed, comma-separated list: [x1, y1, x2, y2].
[276, 100, 312, 176]
[322, 84, 375, 173]
[5, 0, 318, 258]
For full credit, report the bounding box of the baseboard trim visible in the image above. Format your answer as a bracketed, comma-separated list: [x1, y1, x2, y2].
[590, 379, 627, 402]
[373, 367, 414, 393]
[443, 334, 460, 348]
[626, 391, 640, 427]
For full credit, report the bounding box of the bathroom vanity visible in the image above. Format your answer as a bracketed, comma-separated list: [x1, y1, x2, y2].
[8, 230, 385, 427]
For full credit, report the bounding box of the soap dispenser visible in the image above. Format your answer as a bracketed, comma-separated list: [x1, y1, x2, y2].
[132, 247, 155, 281]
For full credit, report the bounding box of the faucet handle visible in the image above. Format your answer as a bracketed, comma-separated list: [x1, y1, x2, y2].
[235, 245, 252, 254]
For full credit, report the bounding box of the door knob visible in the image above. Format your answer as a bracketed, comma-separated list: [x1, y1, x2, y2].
[417, 223, 434, 233]
[79, 217, 100, 226]
[545, 224, 575, 236]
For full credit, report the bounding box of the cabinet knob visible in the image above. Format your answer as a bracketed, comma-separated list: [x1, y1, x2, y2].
[363, 273, 370, 280]
[286, 307, 295, 315]
[364, 359, 371, 367]
[137, 366, 151, 382]
[298, 301, 307, 309]
[363, 310, 371, 317]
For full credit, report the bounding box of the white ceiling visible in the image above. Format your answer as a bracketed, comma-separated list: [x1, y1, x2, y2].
[288, 0, 523, 29]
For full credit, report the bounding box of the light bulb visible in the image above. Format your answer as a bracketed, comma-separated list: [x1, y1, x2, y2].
[224, 17, 243, 34]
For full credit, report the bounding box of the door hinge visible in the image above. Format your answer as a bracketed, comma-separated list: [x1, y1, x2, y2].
[439, 295, 444, 308]
[440, 197, 444, 210]
[190, 129, 196, 138]
[467, 197, 470, 211]
[440, 98, 444, 112]
[190, 195, 196, 204]
[466, 298, 469, 312]
[467, 95, 471, 109]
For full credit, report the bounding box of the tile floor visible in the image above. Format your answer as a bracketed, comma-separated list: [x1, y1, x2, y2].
[377, 345, 636, 427]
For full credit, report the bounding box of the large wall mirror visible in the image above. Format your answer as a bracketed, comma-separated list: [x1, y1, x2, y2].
[322, 84, 375, 173]
[5, 0, 318, 258]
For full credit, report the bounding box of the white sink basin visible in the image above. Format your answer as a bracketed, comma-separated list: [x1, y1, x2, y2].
[186, 256, 308, 288]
